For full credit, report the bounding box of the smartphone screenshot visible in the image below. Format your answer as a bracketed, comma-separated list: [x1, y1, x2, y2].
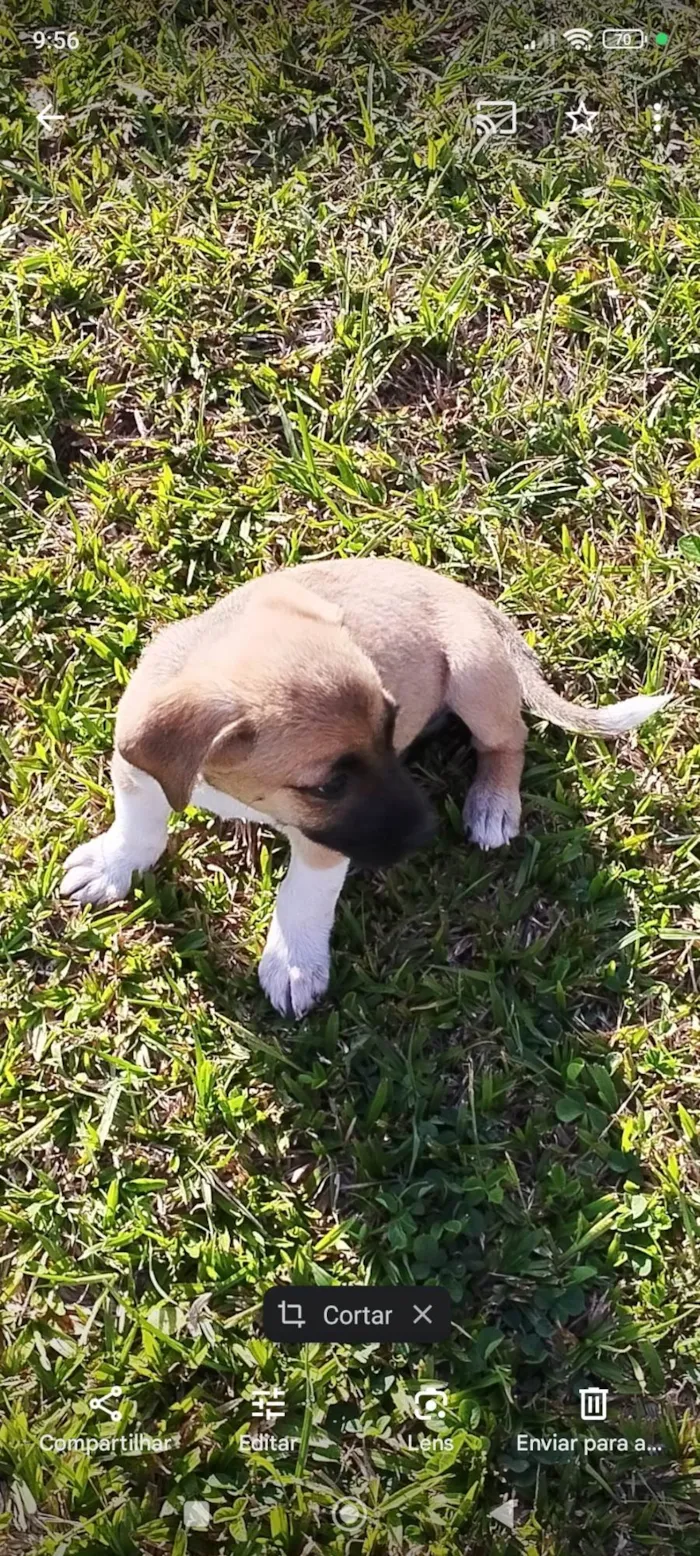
[1, 3, 699, 1553]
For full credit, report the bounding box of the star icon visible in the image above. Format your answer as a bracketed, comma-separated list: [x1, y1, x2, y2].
[566, 97, 599, 136]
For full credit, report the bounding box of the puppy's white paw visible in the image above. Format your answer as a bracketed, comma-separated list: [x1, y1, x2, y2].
[258, 924, 330, 1019]
[463, 784, 521, 850]
[60, 833, 135, 906]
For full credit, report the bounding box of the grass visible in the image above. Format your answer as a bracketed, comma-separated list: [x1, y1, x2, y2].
[1, 1, 700, 1552]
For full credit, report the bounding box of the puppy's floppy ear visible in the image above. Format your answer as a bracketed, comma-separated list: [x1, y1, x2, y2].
[116, 677, 255, 812]
[256, 576, 343, 626]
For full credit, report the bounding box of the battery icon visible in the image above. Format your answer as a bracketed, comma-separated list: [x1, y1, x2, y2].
[602, 27, 647, 49]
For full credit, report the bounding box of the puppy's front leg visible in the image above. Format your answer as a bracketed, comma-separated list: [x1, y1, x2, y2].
[258, 831, 349, 1019]
[60, 751, 170, 905]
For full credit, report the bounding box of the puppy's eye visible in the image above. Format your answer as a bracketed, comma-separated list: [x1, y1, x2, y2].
[299, 772, 348, 801]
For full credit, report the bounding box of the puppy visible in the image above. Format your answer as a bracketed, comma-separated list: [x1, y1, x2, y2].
[60, 558, 670, 1016]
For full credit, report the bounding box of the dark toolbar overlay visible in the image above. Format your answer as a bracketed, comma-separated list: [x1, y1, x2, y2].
[263, 1285, 451, 1343]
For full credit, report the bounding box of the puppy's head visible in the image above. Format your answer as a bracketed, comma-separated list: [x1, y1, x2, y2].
[118, 578, 434, 868]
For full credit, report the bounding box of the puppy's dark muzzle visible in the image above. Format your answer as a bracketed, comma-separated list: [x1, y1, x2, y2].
[306, 765, 436, 868]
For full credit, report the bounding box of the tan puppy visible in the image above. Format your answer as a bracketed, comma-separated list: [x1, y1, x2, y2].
[60, 558, 670, 1016]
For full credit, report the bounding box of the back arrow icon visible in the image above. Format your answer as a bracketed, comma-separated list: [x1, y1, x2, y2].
[488, 1496, 517, 1529]
[37, 107, 64, 133]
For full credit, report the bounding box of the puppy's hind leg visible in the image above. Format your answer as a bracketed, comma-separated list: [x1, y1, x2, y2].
[60, 750, 171, 905]
[447, 655, 526, 850]
[258, 831, 349, 1019]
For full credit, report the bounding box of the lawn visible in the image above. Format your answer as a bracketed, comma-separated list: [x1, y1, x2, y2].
[1, 3, 700, 1553]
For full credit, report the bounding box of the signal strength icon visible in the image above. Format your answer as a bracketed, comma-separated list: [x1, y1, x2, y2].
[526, 30, 557, 51]
[563, 27, 594, 50]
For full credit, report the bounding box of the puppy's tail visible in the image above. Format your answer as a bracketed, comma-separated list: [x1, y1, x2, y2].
[481, 600, 673, 737]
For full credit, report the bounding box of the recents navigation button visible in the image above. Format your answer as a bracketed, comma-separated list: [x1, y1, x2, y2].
[263, 1285, 451, 1343]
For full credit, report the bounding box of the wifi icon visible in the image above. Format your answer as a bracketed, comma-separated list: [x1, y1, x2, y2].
[563, 27, 594, 49]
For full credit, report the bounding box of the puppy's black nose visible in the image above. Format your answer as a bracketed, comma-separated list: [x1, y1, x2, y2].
[405, 808, 437, 853]
[303, 762, 436, 869]
[347, 790, 436, 868]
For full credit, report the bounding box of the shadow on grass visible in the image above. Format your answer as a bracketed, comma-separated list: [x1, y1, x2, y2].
[50, 718, 687, 1549]
[154, 718, 657, 1344]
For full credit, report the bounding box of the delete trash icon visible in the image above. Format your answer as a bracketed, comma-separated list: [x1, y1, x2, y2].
[579, 1387, 609, 1422]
